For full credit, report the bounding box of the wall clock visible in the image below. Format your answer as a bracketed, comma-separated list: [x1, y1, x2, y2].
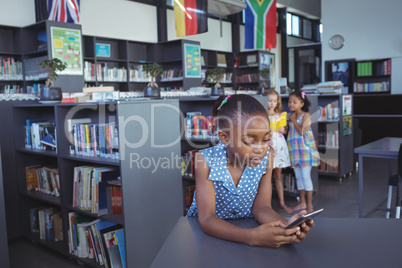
[329, 35, 344, 50]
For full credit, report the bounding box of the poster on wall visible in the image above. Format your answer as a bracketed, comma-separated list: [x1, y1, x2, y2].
[343, 115, 352, 136]
[184, 43, 201, 78]
[342, 94, 352, 115]
[51, 27, 83, 75]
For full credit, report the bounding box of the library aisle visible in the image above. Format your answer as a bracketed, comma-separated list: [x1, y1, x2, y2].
[8, 157, 395, 267]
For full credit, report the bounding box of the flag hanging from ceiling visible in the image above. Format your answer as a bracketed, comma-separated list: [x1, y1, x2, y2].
[245, 0, 277, 49]
[48, 0, 80, 23]
[174, 0, 208, 37]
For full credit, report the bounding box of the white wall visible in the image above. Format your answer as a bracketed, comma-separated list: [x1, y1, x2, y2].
[80, 0, 157, 42]
[0, 0, 36, 26]
[322, 0, 402, 94]
[166, 9, 232, 52]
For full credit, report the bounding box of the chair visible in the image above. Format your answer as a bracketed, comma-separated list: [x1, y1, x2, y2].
[385, 143, 402, 219]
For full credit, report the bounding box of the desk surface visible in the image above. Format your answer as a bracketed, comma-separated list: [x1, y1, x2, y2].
[354, 137, 402, 157]
[152, 217, 402, 268]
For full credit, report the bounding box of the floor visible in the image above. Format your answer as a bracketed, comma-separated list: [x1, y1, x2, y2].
[7, 158, 398, 268]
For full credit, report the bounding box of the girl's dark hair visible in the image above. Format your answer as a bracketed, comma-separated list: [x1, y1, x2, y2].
[289, 90, 311, 112]
[212, 94, 268, 129]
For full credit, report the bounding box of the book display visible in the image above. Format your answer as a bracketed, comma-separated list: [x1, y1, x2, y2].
[0, 25, 24, 94]
[234, 50, 274, 92]
[316, 94, 354, 179]
[201, 49, 234, 88]
[354, 58, 391, 94]
[13, 99, 182, 267]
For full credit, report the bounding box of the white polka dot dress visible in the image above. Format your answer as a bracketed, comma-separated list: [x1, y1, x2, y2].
[186, 142, 269, 219]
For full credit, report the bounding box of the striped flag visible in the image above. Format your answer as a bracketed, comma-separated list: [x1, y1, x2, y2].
[48, 0, 80, 24]
[245, 0, 277, 49]
[174, 0, 208, 37]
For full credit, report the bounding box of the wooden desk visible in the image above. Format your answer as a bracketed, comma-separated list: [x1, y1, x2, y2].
[152, 217, 402, 268]
[354, 137, 402, 217]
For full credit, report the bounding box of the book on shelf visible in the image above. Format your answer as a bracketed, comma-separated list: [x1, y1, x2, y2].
[95, 221, 122, 267]
[100, 225, 125, 268]
[113, 229, 127, 268]
[67, 118, 92, 155]
[72, 166, 120, 216]
[25, 165, 60, 196]
[185, 112, 214, 139]
[318, 103, 339, 121]
[107, 179, 123, 215]
[320, 158, 339, 172]
[25, 121, 56, 151]
[0, 56, 23, 80]
[31, 207, 63, 242]
[246, 54, 258, 67]
[182, 150, 198, 177]
[71, 121, 119, 159]
[353, 81, 389, 93]
[217, 53, 227, 67]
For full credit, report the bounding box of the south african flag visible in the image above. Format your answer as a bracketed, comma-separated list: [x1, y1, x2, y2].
[245, 0, 277, 49]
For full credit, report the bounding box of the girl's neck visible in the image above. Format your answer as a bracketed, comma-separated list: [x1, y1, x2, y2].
[293, 109, 304, 116]
[268, 108, 276, 115]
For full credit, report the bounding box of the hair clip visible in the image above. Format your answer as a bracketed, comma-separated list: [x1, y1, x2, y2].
[217, 95, 231, 110]
[301, 92, 306, 99]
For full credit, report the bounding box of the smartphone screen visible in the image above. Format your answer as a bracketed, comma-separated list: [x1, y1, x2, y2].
[285, 208, 324, 229]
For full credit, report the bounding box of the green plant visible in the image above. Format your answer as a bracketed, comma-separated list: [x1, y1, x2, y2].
[143, 63, 163, 87]
[206, 68, 225, 88]
[39, 58, 68, 87]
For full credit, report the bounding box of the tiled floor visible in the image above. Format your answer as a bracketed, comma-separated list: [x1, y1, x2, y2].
[7, 158, 398, 267]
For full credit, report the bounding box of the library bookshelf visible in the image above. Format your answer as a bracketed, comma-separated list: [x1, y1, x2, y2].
[13, 99, 182, 267]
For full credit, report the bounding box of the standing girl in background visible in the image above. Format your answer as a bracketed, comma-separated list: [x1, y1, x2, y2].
[187, 94, 314, 247]
[265, 89, 292, 214]
[287, 91, 320, 213]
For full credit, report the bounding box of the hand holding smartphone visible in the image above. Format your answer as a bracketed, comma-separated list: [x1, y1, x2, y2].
[285, 208, 323, 229]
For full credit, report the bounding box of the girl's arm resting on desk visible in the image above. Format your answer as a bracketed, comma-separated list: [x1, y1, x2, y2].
[194, 152, 299, 247]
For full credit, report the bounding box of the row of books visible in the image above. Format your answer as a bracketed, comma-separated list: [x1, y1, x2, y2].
[160, 68, 183, 81]
[320, 158, 339, 172]
[68, 214, 126, 268]
[357, 60, 391, 77]
[0, 57, 23, 80]
[1, 84, 22, 93]
[84, 61, 96, 81]
[235, 73, 259, 83]
[72, 166, 121, 216]
[26, 83, 44, 93]
[318, 103, 339, 121]
[25, 119, 56, 150]
[25, 165, 60, 196]
[181, 150, 198, 178]
[317, 130, 339, 148]
[68, 119, 119, 159]
[97, 64, 127, 82]
[24, 55, 48, 81]
[185, 112, 215, 139]
[30, 207, 63, 242]
[128, 64, 152, 82]
[315, 81, 343, 94]
[353, 81, 389, 93]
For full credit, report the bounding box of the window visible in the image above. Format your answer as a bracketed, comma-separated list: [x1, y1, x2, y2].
[303, 19, 312, 39]
[287, 13, 301, 37]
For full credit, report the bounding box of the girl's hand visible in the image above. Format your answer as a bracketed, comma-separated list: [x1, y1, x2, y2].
[289, 113, 296, 123]
[249, 220, 299, 247]
[287, 210, 314, 243]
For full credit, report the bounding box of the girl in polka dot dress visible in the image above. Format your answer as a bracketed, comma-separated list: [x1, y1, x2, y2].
[186, 94, 314, 247]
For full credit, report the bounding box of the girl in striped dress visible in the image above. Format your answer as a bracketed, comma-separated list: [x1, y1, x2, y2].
[287, 91, 320, 213]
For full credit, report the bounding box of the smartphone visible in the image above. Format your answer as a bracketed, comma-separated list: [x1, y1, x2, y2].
[285, 208, 324, 229]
